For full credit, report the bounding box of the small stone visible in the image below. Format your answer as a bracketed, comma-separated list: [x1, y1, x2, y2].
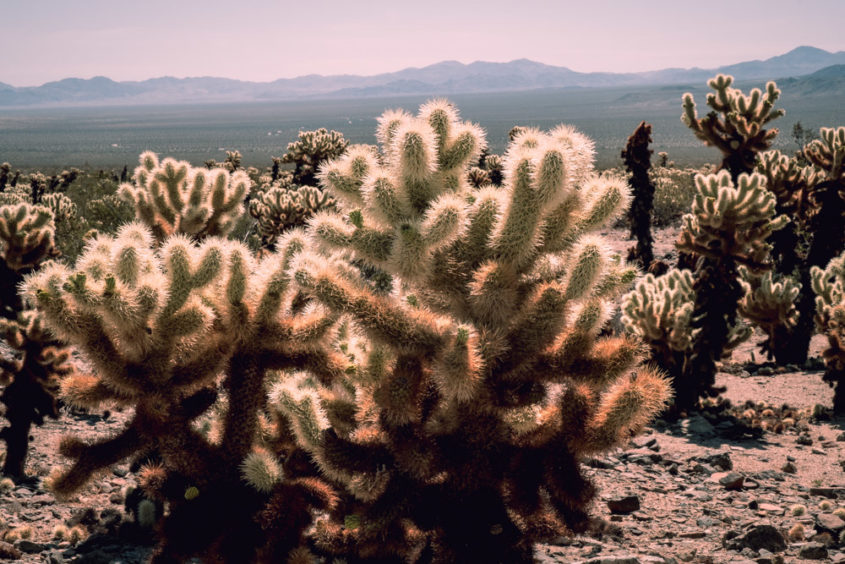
[679, 530, 706, 538]
[741, 525, 787, 553]
[815, 512, 845, 533]
[758, 503, 783, 514]
[111, 466, 128, 477]
[700, 452, 733, 471]
[781, 461, 797, 474]
[0, 541, 23, 559]
[718, 472, 745, 490]
[681, 415, 715, 437]
[607, 495, 640, 514]
[797, 434, 813, 446]
[810, 486, 843, 498]
[798, 542, 828, 559]
[14, 540, 45, 554]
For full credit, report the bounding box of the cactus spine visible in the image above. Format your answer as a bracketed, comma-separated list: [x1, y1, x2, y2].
[287, 100, 670, 562]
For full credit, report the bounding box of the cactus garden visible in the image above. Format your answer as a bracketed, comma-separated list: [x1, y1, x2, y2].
[0, 74, 844, 564]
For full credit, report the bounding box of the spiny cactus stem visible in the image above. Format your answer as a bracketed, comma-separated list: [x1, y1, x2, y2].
[220, 354, 265, 465]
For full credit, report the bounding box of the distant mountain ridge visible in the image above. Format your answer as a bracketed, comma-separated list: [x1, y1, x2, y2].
[1, 46, 843, 108]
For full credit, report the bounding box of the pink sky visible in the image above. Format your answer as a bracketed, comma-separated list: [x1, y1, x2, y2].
[3, 0, 844, 86]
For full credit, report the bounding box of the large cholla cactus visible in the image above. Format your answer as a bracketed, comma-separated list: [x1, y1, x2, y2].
[287, 100, 670, 562]
[622, 121, 656, 269]
[812, 251, 845, 412]
[682, 75, 784, 181]
[675, 171, 786, 410]
[281, 128, 349, 187]
[23, 224, 346, 562]
[119, 151, 248, 243]
[0, 203, 65, 479]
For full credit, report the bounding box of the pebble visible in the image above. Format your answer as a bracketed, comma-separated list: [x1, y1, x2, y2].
[717, 472, 745, 490]
[815, 512, 845, 533]
[797, 542, 829, 559]
[607, 495, 641, 514]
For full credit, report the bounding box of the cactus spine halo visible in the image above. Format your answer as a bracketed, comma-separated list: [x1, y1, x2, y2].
[288, 100, 670, 562]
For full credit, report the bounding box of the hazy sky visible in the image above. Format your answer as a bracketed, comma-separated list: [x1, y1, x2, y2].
[3, 0, 844, 86]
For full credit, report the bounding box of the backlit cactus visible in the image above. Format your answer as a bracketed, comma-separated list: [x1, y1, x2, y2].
[119, 151, 248, 243]
[23, 224, 346, 562]
[622, 268, 750, 399]
[0, 203, 64, 479]
[682, 74, 784, 181]
[248, 184, 335, 250]
[287, 100, 670, 562]
[281, 128, 349, 187]
[675, 171, 786, 410]
[811, 250, 845, 412]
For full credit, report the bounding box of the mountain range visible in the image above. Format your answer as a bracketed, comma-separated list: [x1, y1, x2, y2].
[1, 46, 843, 108]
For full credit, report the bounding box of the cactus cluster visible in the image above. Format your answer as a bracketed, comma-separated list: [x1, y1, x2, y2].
[119, 151, 248, 243]
[812, 250, 845, 412]
[281, 128, 349, 187]
[23, 224, 346, 561]
[682, 74, 784, 181]
[279, 100, 671, 561]
[248, 183, 335, 251]
[0, 203, 66, 479]
[623, 171, 784, 411]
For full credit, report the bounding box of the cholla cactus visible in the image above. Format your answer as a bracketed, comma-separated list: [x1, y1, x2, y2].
[622, 269, 694, 376]
[803, 127, 845, 271]
[675, 171, 786, 410]
[248, 184, 335, 250]
[682, 75, 784, 181]
[622, 268, 750, 398]
[812, 250, 845, 412]
[0, 203, 64, 479]
[281, 128, 349, 187]
[23, 224, 346, 562]
[119, 151, 248, 243]
[622, 121, 656, 269]
[738, 267, 800, 358]
[288, 100, 670, 562]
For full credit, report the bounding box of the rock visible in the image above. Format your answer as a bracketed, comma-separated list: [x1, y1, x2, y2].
[718, 472, 745, 490]
[781, 461, 797, 473]
[607, 495, 640, 514]
[757, 503, 783, 514]
[740, 525, 787, 553]
[797, 434, 813, 445]
[815, 512, 845, 533]
[0, 540, 23, 559]
[678, 530, 706, 538]
[681, 415, 715, 437]
[14, 539, 46, 554]
[798, 542, 828, 559]
[581, 556, 642, 564]
[810, 486, 844, 498]
[700, 452, 732, 470]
